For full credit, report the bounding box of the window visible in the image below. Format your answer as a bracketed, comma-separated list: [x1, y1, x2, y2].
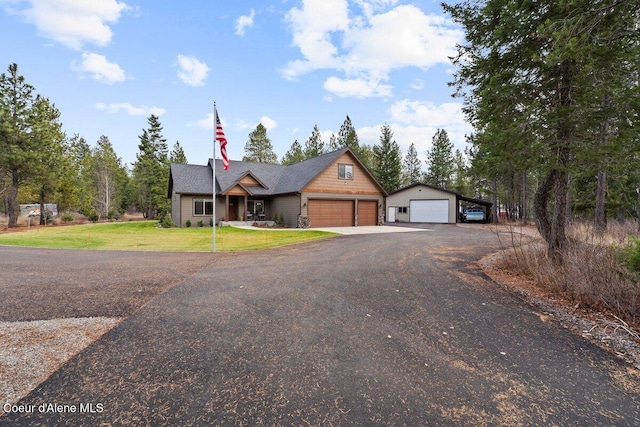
[338, 164, 354, 180]
[398, 207, 408, 214]
[194, 199, 213, 216]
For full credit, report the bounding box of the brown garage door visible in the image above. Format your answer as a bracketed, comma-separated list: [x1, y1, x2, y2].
[308, 199, 354, 227]
[357, 200, 378, 226]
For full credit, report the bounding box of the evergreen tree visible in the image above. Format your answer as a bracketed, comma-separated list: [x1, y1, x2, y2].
[451, 149, 471, 195]
[132, 115, 169, 219]
[66, 134, 95, 215]
[170, 141, 188, 164]
[28, 96, 66, 224]
[243, 123, 278, 163]
[282, 139, 305, 165]
[424, 129, 454, 189]
[372, 124, 403, 193]
[303, 125, 325, 159]
[444, 0, 640, 260]
[0, 63, 37, 227]
[402, 142, 422, 186]
[336, 115, 359, 150]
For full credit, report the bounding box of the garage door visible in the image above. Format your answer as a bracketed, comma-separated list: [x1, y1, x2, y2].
[308, 199, 354, 227]
[410, 200, 450, 223]
[357, 200, 378, 226]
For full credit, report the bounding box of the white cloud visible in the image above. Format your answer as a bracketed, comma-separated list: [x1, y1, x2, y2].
[4, 0, 130, 50]
[409, 78, 424, 90]
[282, 1, 462, 98]
[323, 75, 392, 98]
[235, 8, 255, 36]
[282, 0, 349, 80]
[73, 52, 127, 84]
[176, 55, 210, 87]
[355, 100, 472, 158]
[196, 112, 230, 130]
[260, 116, 277, 131]
[96, 102, 165, 116]
[388, 99, 466, 128]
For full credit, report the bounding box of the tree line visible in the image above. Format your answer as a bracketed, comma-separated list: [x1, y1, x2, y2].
[246, 115, 471, 196]
[0, 61, 471, 228]
[0, 63, 187, 227]
[443, 0, 640, 261]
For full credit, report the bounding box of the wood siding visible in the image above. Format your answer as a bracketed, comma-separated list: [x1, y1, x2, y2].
[240, 175, 261, 187]
[305, 152, 382, 196]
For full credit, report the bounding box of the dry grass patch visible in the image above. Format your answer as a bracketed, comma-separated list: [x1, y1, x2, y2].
[493, 221, 640, 327]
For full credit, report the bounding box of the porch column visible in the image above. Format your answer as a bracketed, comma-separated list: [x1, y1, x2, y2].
[244, 196, 248, 222]
[225, 194, 229, 220]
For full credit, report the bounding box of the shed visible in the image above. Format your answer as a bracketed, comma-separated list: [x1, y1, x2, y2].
[386, 183, 492, 224]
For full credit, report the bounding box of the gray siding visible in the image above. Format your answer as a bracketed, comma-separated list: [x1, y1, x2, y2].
[271, 195, 301, 227]
[386, 185, 458, 224]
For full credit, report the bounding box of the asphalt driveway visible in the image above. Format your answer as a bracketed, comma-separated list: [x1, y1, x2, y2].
[2, 225, 639, 425]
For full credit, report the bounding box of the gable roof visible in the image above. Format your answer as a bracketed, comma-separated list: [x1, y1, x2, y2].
[169, 148, 386, 197]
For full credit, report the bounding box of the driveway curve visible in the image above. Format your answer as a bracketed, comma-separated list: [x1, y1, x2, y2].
[1, 225, 639, 426]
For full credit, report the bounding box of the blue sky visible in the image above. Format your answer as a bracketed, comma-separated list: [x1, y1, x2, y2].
[0, 0, 470, 168]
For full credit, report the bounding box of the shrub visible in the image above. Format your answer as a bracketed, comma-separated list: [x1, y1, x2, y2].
[87, 210, 99, 222]
[158, 213, 173, 228]
[209, 218, 214, 227]
[621, 238, 640, 273]
[197, 220, 204, 227]
[496, 223, 640, 325]
[61, 212, 75, 223]
[185, 219, 191, 227]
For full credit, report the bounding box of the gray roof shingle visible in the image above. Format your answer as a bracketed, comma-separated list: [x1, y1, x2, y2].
[169, 147, 369, 197]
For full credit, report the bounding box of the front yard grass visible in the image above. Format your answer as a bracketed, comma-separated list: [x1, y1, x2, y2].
[0, 221, 336, 252]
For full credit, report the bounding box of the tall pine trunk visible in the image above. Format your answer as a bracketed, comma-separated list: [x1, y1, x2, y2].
[7, 169, 20, 228]
[594, 171, 607, 235]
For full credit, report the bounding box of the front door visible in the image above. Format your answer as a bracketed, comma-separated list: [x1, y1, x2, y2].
[228, 197, 238, 221]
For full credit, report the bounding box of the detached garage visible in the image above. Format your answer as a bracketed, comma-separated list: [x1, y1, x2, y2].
[387, 183, 491, 224]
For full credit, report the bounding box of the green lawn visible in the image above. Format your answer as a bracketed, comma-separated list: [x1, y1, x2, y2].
[0, 221, 336, 252]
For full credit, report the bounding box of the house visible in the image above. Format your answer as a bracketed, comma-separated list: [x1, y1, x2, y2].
[386, 183, 492, 224]
[168, 148, 387, 228]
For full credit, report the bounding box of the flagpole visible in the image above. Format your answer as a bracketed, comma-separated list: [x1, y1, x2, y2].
[212, 101, 217, 253]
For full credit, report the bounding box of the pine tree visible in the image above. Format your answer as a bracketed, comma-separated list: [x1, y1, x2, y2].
[282, 140, 305, 165]
[243, 123, 278, 163]
[402, 143, 422, 186]
[0, 63, 37, 227]
[303, 125, 325, 159]
[170, 141, 188, 164]
[424, 129, 454, 189]
[372, 124, 403, 193]
[444, 0, 640, 260]
[336, 115, 359, 150]
[132, 115, 169, 219]
[28, 96, 66, 224]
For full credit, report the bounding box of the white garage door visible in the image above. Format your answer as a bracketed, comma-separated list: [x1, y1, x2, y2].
[410, 200, 450, 223]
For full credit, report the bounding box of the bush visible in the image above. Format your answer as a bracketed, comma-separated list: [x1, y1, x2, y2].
[185, 219, 191, 228]
[61, 212, 75, 223]
[197, 220, 204, 227]
[87, 210, 99, 222]
[209, 218, 214, 227]
[497, 223, 640, 324]
[621, 238, 640, 273]
[158, 213, 173, 228]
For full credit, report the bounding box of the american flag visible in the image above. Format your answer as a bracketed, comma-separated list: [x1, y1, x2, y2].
[215, 109, 230, 170]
